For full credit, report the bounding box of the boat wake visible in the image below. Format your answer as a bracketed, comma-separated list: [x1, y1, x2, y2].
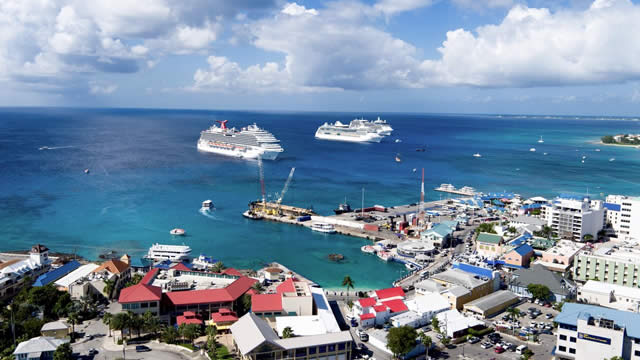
[38, 145, 75, 150]
[199, 209, 220, 220]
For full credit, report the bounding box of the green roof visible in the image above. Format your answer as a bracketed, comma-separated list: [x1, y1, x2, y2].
[476, 232, 503, 244]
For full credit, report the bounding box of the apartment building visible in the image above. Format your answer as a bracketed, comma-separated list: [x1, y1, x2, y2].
[573, 246, 640, 288]
[605, 195, 640, 242]
[541, 196, 605, 241]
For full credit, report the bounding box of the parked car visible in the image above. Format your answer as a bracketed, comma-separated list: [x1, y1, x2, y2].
[88, 349, 98, 356]
[545, 313, 554, 319]
[494, 346, 505, 354]
[480, 342, 492, 349]
[135, 345, 151, 353]
[360, 333, 369, 342]
[351, 319, 358, 327]
[468, 337, 480, 344]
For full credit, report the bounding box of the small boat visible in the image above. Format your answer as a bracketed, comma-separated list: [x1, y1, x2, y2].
[395, 139, 402, 143]
[412, 168, 417, 172]
[582, 155, 586, 159]
[311, 222, 336, 233]
[609, 158, 616, 162]
[170, 228, 186, 236]
[84, 169, 90, 174]
[361, 245, 376, 254]
[201, 200, 214, 211]
[377, 251, 393, 262]
[405, 263, 417, 271]
[595, 148, 601, 152]
[395, 154, 402, 162]
[334, 200, 352, 215]
[243, 210, 263, 220]
[39, 146, 49, 150]
[473, 153, 482, 158]
[538, 136, 544, 143]
[529, 148, 536, 152]
[543, 152, 548, 155]
[415, 147, 426, 152]
[581, 160, 585, 163]
[192, 254, 216, 269]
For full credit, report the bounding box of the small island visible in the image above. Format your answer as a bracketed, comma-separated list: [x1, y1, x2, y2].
[601, 134, 640, 146]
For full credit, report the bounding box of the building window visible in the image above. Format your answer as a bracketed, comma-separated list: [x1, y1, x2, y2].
[569, 348, 576, 354]
[635, 350, 640, 356]
[295, 348, 307, 357]
[328, 344, 336, 352]
[309, 347, 316, 355]
[338, 343, 346, 351]
[570, 337, 576, 343]
[318, 345, 327, 353]
[559, 346, 566, 352]
[560, 335, 567, 340]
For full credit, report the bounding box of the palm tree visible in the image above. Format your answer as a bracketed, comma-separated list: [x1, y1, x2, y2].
[212, 262, 225, 273]
[251, 282, 264, 293]
[67, 312, 79, 341]
[102, 312, 113, 337]
[420, 333, 432, 359]
[282, 326, 294, 339]
[206, 325, 218, 353]
[506, 307, 520, 321]
[179, 324, 201, 346]
[129, 312, 144, 338]
[103, 279, 115, 299]
[341, 275, 354, 297]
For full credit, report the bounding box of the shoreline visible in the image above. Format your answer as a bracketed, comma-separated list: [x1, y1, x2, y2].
[591, 140, 640, 148]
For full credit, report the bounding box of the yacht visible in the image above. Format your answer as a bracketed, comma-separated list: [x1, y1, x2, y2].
[201, 200, 214, 211]
[145, 243, 192, 262]
[460, 186, 476, 195]
[311, 223, 336, 233]
[197, 121, 284, 160]
[438, 183, 455, 191]
[192, 254, 216, 270]
[170, 228, 186, 236]
[473, 153, 482, 158]
[538, 136, 544, 143]
[315, 121, 384, 143]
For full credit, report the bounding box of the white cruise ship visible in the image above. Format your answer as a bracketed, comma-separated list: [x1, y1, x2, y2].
[315, 121, 384, 143]
[350, 117, 394, 136]
[144, 243, 192, 262]
[197, 121, 284, 160]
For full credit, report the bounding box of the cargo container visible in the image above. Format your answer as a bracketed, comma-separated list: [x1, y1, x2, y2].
[363, 224, 379, 232]
[297, 215, 312, 222]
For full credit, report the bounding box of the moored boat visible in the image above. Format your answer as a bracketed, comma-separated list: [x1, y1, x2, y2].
[170, 228, 186, 236]
[311, 222, 336, 233]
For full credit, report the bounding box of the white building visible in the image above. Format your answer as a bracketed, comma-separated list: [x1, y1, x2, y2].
[390, 293, 450, 328]
[0, 245, 51, 300]
[13, 336, 68, 360]
[605, 195, 640, 242]
[541, 196, 605, 241]
[578, 281, 640, 312]
[435, 309, 484, 338]
[554, 303, 640, 360]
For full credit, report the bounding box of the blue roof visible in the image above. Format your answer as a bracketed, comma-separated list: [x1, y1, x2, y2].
[558, 194, 588, 201]
[556, 303, 640, 338]
[154, 260, 173, 270]
[33, 260, 81, 287]
[513, 244, 534, 256]
[509, 237, 527, 246]
[604, 203, 621, 212]
[424, 223, 455, 237]
[452, 262, 494, 279]
[312, 292, 328, 310]
[522, 203, 542, 210]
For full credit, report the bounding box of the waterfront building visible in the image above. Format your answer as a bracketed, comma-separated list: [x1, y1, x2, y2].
[605, 195, 640, 242]
[462, 290, 519, 318]
[262, 267, 284, 281]
[538, 240, 586, 272]
[230, 313, 353, 360]
[424, 268, 493, 310]
[555, 303, 640, 360]
[503, 244, 534, 268]
[33, 260, 81, 287]
[208, 308, 239, 333]
[508, 264, 575, 302]
[118, 268, 162, 316]
[40, 321, 70, 339]
[573, 246, 640, 287]
[92, 255, 131, 298]
[54, 263, 100, 292]
[0, 244, 51, 300]
[252, 278, 313, 318]
[578, 280, 640, 312]
[540, 196, 605, 241]
[421, 222, 456, 248]
[13, 336, 68, 360]
[475, 233, 504, 257]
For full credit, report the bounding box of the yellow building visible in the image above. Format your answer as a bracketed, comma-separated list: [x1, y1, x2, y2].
[429, 268, 494, 310]
[476, 232, 504, 257]
[40, 320, 70, 339]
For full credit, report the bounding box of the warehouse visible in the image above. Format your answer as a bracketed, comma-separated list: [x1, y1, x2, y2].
[463, 290, 520, 318]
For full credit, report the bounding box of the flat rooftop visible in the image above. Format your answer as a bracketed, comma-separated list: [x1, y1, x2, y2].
[543, 240, 585, 257]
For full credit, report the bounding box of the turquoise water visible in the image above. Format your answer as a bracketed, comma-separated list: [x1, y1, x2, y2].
[2, 108, 640, 289]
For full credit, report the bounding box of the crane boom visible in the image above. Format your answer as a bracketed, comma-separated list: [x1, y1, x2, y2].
[277, 167, 296, 205]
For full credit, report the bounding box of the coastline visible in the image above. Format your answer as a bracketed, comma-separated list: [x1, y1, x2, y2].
[591, 140, 640, 148]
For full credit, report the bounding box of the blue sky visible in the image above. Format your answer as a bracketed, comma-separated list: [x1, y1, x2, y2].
[1, 0, 640, 115]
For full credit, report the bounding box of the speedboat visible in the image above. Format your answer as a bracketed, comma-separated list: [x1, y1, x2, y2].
[84, 169, 90, 174]
[595, 148, 601, 152]
[529, 148, 536, 152]
[201, 200, 214, 211]
[609, 158, 616, 162]
[39, 146, 49, 150]
[395, 139, 402, 143]
[170, 228, 186, 236]
[405, 263, 417, 271]
[311, 222, 336, 233]
[395, 154, 402, 162]
[243, 210, 263, 220]
[538, 136, 544, 143]
[473, 153, 482, 158]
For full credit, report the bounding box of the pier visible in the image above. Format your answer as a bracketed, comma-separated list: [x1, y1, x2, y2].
[434, 184, 477, 197]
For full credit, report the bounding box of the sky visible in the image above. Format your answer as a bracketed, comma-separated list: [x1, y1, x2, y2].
[1, 0, 640, 115]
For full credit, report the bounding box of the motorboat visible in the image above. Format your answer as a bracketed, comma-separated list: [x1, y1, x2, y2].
[529, 148, 536, 152]
[473, 153, 482, 158]
[311, 222, 336, 233]
[405, 263, 418, 271]
[395, 154, 402, 162]
[192, 254, 216, 270]
[84, 169, 90, 174]
[416, 147, 426, 152]
[170, 228, 186, 236]
[395, 139, 402, 143]
[538, 136, 544, 143]
[609, 158, 616, 162]
[243, 210, 263, 220]
[595, 148, 601, 152]
[201, 200, 214, 211]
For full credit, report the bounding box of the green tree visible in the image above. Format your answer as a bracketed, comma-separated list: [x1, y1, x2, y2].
[103, 279, 115, 299]
[527, 284, 551, 301]
[441, 336, 451, 346]
[240, 293, 252, 316]
[143, 311, 162, 338]
[583, 234, 594, 242]
[347, 300, 354, 310]
[521, 348, 534, 360]
[53, 343, 72, 360]
[125, 273, 144, 287]
[206, 326, 218, 359]
[102, 312, 113, 337]
[67, 312, 79, 341]
[419, 333, 432, 359]
[111, 312, 130, 341]
[179, 323, 201, 345]
[161, 326, 179, 344]
[506, 307, 521, 321]
[282, 326, 294, 338]
[212, 262, 225, 273]
[342, 275, 355, 297]
[601, 135, 615, 144]
[431, 316, 440, 333]
[476, 223, 497, 234]
[507, 226, 517, 235]
[129, 312, 144, 338]
[251, 282, 264, 293]
[386, 326, 418, 359]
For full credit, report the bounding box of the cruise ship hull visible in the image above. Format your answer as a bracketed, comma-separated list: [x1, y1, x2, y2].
[197, 140, 280, 160]
[314, 131, 383, 143]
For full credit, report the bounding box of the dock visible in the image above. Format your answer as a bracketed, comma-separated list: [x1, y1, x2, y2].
[434, 185, 477, 197]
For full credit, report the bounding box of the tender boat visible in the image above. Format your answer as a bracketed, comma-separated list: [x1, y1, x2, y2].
[473, 153, 482, 158]
[361, 245, 376, 254]
[192, 254, 216, 270]
[311, 222, 336, 233]
[243, 209, 263, 220]
[609, 158, 616, 162]
[170, 228, 186, 236]
[145, 243, 192, 262]
[201, 200, 214, 211]
[395, 139, 402, 143]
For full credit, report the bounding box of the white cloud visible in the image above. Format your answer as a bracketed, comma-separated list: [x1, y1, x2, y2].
[89, 81, 118, 94]
[281, 3, 318, 16]
[374, 0, 434, 16]
[632, 89, 640, 103]
[451, 0, 514, 10]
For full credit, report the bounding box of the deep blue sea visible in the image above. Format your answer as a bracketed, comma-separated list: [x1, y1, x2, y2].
[2, 108, 639, 289]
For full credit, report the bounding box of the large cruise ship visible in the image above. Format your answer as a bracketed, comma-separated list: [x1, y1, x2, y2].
[144, 243, 192, 262]
[197, 120, 284, 160]
[351, 117, 393, 136]
[315, 120, 385, 143]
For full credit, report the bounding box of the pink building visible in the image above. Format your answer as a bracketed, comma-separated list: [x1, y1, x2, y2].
[540, 240, 585, 272]
[504, 244, 534, 268]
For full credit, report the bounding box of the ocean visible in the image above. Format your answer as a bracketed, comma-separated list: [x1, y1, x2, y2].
[1, 108, 639, 289]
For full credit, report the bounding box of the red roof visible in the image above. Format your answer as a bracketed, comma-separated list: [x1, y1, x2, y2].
[358, 297, 377, 308]
[171, 263, 191, 272]
[360, 313, 375, 320]
[375, 287, 405, 300]
[222, 268, 243, 277]
[373, 305, 388, 312]
[211, 309, 238, 323]
[119, 283, 162, 303]
[251, 293, 283, 312]
[140, 268, 159, 285]
[165, 276, 257, 306]
[382, 299, 409, 313]
[176, 315, 203, 326]
[276, 278, 296, 294]
[183, 311, 196, 317]
[247, 289, 258, 296]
